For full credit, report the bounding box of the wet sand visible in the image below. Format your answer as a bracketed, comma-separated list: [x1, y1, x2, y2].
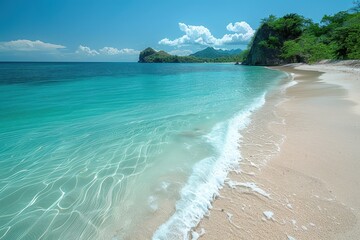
[195, 63, 360, 239]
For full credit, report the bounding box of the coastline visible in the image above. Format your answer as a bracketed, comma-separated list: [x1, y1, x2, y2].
[195, 63, 360, 239]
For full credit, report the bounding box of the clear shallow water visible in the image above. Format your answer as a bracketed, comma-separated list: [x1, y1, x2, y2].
[0, 62, 286, 239]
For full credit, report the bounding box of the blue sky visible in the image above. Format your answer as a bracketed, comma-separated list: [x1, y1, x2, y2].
[0, 0, 355, 61]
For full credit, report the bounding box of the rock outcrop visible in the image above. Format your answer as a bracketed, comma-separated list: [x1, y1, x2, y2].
[242, 24, 285, 66]
[138, 47, 157, 63]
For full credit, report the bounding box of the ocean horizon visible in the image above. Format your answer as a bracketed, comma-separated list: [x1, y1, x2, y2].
[0, 62, 287, 239]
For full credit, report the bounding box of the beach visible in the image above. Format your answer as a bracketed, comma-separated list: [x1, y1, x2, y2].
[196, 62, 360, 240]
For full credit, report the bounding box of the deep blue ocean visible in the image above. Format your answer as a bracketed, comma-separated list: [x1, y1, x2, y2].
[0, 62, 286, 239]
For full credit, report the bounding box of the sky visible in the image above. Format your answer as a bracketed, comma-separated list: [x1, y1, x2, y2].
[0, 0, 355, 62]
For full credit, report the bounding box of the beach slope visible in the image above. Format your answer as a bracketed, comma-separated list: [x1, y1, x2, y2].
[196, 62, 360, 240]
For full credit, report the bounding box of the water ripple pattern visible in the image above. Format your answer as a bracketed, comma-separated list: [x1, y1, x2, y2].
[0, 63, 286, 239]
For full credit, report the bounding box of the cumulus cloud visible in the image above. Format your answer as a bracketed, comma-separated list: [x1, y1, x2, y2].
[99, 47, 121, 55]
[76, 45, 99, 56]
[118, 48, 140, 55]
[78, 46, 140, 56]
[0, 39, 65, 51]
[159, 23, 216, 46]
[159, 21, 255, 46]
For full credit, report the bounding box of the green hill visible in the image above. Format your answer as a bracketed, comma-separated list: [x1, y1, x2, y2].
[190, 47, 242, 59]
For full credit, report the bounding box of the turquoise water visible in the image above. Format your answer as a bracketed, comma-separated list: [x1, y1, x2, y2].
[0, 63, 285, 239]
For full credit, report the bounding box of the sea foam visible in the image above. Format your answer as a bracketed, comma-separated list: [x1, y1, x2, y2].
[152, 94, 266, 240]
[281, 72, 297, 93]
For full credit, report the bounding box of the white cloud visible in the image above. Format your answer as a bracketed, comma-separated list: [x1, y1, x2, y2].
[168, 49, 193, 56]
[78, 46, 140, 56]
[118, 48, 140, 55]
[159, 21, 255, 47]
[99, 47, 121, 55]
[76, 45, 99, 56]
[0, 39, 65, 51]
[226, 22, 253, 33]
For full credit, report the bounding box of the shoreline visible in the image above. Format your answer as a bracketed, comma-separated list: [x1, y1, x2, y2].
[195, 63, 360, 239]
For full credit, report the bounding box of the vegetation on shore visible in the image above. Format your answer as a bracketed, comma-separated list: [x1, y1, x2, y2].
[243, 2, 360, 65]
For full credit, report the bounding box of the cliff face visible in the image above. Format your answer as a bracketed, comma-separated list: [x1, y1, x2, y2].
[242, 24, 285, 66]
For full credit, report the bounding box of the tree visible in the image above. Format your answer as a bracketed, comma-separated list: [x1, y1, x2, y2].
[261, 15, 277, 25]
[269, 13, 306, 39]
[282, 40, 302, 62]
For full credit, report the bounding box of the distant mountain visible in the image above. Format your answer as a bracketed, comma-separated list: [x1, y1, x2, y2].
[190, 47, 242, 59]
[138, 47, 202, 63]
